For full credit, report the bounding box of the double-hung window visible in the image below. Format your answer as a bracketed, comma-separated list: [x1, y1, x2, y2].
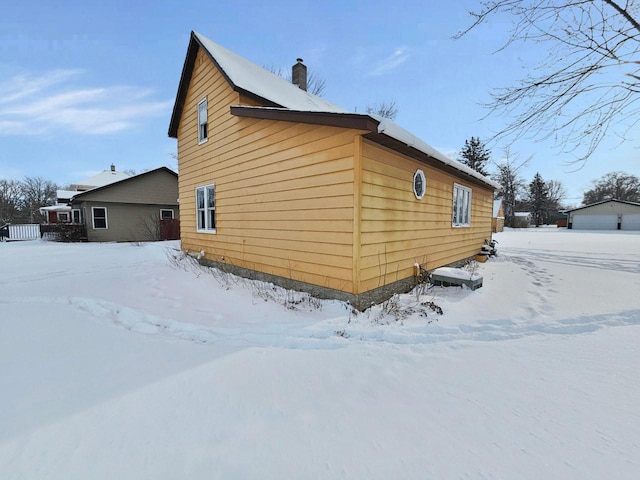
[92, 207, 108, 229]
[196, 184, 216, 232]
[198, 98, 208, 144]
[452, 183, 471, 227]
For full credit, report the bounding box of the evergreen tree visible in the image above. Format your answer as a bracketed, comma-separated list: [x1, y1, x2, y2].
[491, 148, 529, 227]
[528, 172, 549, 227]
[459, 137, 490, 176]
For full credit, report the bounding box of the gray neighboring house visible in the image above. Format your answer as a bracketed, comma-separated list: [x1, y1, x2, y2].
[566, 199, 640, 230]
[70, 167, 179, 242]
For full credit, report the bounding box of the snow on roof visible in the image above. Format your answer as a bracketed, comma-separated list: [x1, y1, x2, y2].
[192, 32, 500, 190]
[39, 205, 71, 213]
[71, 170, 131, 189]
[564, 198, 640, 212]
[194, 32, 348, 114]
[57, 189, 77, 200]
[373, 114, 501, 189]
[70, 167, 177, 202]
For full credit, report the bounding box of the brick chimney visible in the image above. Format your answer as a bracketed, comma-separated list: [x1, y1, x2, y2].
[110, 163, 116, 172]
[292, 58, 307, 91]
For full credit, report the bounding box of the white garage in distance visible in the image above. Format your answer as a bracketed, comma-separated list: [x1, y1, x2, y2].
[567, 199, 640, 230]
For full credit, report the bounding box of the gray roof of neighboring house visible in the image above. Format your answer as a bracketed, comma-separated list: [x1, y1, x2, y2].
[70, 167, 177, 201]
[169, 31, 501, 191]
[70, 169, 131, 190]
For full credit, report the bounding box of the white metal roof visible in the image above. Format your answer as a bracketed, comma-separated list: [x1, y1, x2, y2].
[194, 32, 348, 114]
[192, 32, 500, 190]
[70, 170, 131, 190]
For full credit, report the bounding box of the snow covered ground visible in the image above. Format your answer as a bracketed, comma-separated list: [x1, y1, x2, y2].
[1, 228, 639, 479]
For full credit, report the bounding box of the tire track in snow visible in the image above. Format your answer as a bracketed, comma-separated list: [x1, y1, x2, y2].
[506, 247, 640, 274]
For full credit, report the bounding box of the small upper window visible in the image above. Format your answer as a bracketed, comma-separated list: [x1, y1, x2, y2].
[160, 209, 174, 220]
[198, 98, 208, 144]
[452, 183, 471, 227]
[413, 169, 426, 200]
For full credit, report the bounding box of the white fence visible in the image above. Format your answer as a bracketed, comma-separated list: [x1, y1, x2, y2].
[0, 224, 41, 241]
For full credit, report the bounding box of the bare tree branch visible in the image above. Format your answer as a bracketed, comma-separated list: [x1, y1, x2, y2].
[456, 0, 640, 163]
[366, 99, 399, 120]
[264, 64, 327, 97]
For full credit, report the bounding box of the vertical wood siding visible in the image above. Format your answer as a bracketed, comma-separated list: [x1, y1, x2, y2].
[359, 140, 493, 293]
[177, 48, 363, 292]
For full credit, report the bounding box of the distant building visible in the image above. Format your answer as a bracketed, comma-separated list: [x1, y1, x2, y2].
[40, 164, 130, 224]
[566, 199, 640, 230]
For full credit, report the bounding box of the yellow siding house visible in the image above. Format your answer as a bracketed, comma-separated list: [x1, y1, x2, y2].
[168, 31, 500, 309]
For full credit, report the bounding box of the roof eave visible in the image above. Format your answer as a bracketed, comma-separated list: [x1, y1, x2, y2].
[168, 33, 199, 138]
[230, 106, 498, 190]
[363, 132, 500, 191]
[168, 32, 284, 138]
[565, 198, 640, 212]
[230, 106, 379, 131]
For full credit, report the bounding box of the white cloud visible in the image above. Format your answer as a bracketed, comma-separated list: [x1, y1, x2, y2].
[0, 69, 81, 105]
[367, 47, 410, 76]
[0, 70, 172, 136]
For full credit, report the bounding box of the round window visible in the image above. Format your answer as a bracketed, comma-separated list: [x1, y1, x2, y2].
[413, 169, 426, 200]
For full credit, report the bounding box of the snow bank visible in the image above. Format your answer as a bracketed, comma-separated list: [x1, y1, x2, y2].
[1, 229, 639, 479]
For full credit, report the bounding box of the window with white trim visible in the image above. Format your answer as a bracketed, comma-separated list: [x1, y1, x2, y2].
[196, 184, 215, 232]
[92, 207, 108, 229]
[160, 209, 174, 220]
[198, 98, 208, 144]
[413, 169, 426, 200]
[57, 212, 69, 223]
[452, 184, 471, 227]
[72, 209, 81, 224]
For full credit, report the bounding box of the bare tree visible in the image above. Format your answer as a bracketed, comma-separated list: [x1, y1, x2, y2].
[366, 100, 399, 120]
[456, 0, 640, 163]
[265, 65, 327, 97]
[545, 179, 567, 219]
[582, 171, 640, 203]
[491, 148, 529, 227]
[306, 69, 327, 97]
[0, 179, 22, 225]
[20, 177, 58, 223]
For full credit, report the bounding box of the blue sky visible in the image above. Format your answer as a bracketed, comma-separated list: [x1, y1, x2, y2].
[1, 0, 638, 206]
